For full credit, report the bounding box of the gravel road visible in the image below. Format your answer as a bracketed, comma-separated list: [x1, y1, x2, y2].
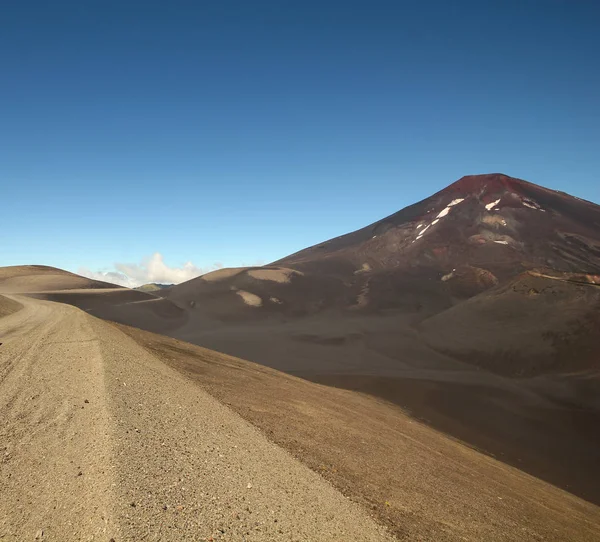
[0, 296, 393, 541]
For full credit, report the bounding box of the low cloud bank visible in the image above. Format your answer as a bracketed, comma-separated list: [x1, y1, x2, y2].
[79, 253, 222, 288]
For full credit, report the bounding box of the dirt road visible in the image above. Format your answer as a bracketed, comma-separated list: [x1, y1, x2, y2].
[0, 296, 393, 541]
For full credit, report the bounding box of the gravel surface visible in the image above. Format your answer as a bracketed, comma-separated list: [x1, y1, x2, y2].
[123, 322, 600, 542]
[0, 296, 393, 541]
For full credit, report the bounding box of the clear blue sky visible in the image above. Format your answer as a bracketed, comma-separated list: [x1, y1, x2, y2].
[1, 1, 599, 284]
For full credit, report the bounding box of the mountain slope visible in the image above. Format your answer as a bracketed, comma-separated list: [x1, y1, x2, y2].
[164, 173, 600, 321]
[279, 173, 600, 276]
[0, 296, 394, 542]
[0, 265, 119, 293]
[420, 270, 600, 377]
[154, 174, 600, 382]
[0, 265, 188, 333]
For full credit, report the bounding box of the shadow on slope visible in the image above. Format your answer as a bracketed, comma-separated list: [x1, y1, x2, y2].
[0, 295, 23, 318]
[115, 322, 600, 542]
[29, 289, 188, 334]
[420, 273, 600, 377]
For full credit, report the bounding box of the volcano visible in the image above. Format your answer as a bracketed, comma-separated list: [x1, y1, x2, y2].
[280, 173, 600, 280]
[161, 173, 600, 378]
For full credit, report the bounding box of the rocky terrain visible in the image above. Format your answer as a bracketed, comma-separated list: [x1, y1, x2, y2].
[1, 295, 599, 541]
[0, 296, 394, 541]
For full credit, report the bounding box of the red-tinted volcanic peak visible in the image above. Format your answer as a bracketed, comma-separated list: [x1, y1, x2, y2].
[431, 173, 554, 214]
[438, 173, 596, 210]
[446, 173, 531, 196]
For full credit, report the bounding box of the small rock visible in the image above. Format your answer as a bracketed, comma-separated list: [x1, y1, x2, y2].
[84, 399, 89, 404]
[34, 529, 43, 539]
[247, 483, 252, 489]
[77, 471, 83, 476]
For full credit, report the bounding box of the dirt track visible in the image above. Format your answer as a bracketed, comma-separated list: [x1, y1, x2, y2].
[0, 296, 393, 541]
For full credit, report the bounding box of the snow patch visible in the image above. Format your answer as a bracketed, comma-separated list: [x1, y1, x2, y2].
[436, 207, 451, 218]
[493, 240, 509, 245]
[415, 219, 441, 242]
[522, 199, 545, 211]
[485, 198, 501, 211]
[448, 198, 465, 207]
[416, 224, 423, 229]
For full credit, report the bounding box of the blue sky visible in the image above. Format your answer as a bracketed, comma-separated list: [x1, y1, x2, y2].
[1, 1, 599, 284]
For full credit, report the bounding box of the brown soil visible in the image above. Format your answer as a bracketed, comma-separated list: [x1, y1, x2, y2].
[308, 373, 600, 507]
[119, 322, 600, 541]
[0, 295, 22, 318]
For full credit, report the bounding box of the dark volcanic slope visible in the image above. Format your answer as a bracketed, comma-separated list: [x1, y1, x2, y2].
[275, 173, 600, 310]
[164, 174, 600, 321]
[158, 174, 600, 379]
[421, 271, 600, 377]
[155, 176, 600, 397]
[280, 173, 600, 276]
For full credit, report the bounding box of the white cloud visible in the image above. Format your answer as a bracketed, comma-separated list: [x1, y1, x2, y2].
[78, 253, 222, 288]
[77, 268, 136, 288]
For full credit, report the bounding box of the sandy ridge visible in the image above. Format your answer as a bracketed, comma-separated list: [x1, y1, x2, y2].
[0, 296, 393, 541]
[0, 298, 117, 541]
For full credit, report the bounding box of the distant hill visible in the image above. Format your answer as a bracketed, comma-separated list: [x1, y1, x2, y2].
[0, 265, 187, 334]
[0, 265, 120, 293]
[135, 283, 174, 293]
